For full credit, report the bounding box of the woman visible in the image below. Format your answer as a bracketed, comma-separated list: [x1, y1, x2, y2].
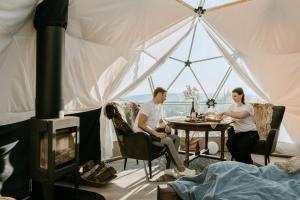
[220, 87, 259, 164]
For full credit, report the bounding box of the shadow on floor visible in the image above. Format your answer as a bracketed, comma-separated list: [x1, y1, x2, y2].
[29, 185, 105, 200]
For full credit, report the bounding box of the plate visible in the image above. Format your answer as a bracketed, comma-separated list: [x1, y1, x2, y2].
[204, 118, 222, 122]
[184, 118, 204, 123]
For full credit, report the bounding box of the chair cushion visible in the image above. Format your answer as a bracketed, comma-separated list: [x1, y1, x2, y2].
[252, 103, 273, 140]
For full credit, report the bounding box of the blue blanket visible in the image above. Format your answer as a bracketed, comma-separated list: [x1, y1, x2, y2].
[169, 161, 300, 200]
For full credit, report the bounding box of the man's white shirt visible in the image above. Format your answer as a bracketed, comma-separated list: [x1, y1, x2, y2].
[133, 100, 164, 132]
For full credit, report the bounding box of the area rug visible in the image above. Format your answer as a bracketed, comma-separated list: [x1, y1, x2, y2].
[29, 185, 105, 200]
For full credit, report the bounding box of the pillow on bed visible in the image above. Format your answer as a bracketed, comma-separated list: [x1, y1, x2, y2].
[275, 156, 300, 173]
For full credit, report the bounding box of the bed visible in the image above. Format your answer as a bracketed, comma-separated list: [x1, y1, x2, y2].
[157, 161, 300, 200]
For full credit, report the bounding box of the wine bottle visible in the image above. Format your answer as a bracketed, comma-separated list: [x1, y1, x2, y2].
[190, 99, 195, 116]
[194, 99, 200, 115]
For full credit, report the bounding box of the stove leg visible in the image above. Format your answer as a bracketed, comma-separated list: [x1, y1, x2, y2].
[42, 182, 54, 200]
[74, 170, 79, 200]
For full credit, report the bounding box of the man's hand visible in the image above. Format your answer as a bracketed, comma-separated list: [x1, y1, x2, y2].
[158, 120, 166, 129]
[165, 125, 171, 134]
[156, 131, 167, 139]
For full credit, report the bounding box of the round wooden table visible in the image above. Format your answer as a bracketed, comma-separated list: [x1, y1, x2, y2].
[167, 118, 232, 166]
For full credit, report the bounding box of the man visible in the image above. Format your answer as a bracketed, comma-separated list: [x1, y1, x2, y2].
[133, 87, 195, 176]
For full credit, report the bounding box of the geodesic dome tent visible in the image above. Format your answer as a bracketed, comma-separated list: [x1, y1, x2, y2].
[1, 0, 300, 198]
[0, 0, 299, 166]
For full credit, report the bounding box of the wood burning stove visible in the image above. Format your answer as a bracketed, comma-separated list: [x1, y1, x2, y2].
[30, 117, 79, 200]
[31, 1, 78, 199]
[30, 117, 79, 178]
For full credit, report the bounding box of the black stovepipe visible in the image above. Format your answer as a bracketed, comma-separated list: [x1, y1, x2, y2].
[34, 0, 68, 119]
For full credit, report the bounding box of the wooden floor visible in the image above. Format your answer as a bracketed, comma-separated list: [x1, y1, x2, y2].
[59, 153, 288, 200]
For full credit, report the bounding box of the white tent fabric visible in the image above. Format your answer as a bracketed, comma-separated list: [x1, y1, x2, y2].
[1, 0, 300, 158]
[204, 0, 300, 153]
[0, 0, 194, 158]
[0, 0, 193, 122]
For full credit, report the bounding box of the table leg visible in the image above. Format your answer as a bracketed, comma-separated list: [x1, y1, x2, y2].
[205, 131, 208, 149]
[175, 129, 178, 136]
[221, 130, 225, 160]
[184, 130, 190, 167]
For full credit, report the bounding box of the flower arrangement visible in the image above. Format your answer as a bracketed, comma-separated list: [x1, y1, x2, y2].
[183, 85, 199, 99]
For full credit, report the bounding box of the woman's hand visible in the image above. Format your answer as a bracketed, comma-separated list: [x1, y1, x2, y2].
[216, 112, 230, 120]
[215, 114, 222, 120]
[221, 111, 230, 117]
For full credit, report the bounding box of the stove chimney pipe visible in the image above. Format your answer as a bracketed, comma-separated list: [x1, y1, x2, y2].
[34, 0, 69, 119]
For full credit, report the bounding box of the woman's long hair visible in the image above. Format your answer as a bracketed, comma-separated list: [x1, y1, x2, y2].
[232, 87, 245, 104]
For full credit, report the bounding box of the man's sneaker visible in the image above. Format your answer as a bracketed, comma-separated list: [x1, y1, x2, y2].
[164, 169, 174, 176]
[164, 169, 180, 178]
[177, 167, 196, 176]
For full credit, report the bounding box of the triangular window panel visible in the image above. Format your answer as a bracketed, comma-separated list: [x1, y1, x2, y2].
[191, 58, 229, 98]
[190, 22, 222, 61]
[166, 68, 202, 100]
[151, 59, 185, 90]
[215, 69, 264, 105]
[182, 0, 240, 9]
[169, 26, 198, 61]
[204, 0, 241, 8]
